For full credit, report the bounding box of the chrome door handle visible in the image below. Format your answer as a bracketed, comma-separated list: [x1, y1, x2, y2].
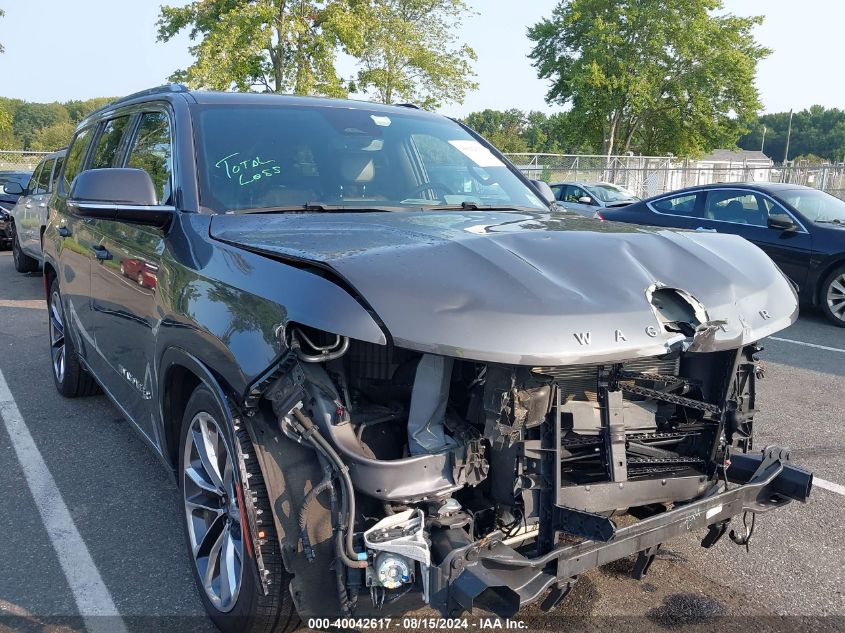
[25, 203, 32, 209]
[57, 226, 71, 238]
[38, 203, 47, 208]
[90, 245, 112, 260]
[695, 226, 717, 232]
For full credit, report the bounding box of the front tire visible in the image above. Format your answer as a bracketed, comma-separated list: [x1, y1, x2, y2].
[47, 278, 99, 397]
[12, 223, 39, 273]
[820, 265, 845, 327]
[178, 385, 299, 633]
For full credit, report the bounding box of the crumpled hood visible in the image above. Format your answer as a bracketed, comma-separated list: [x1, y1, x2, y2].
[210, 211, 798, 365]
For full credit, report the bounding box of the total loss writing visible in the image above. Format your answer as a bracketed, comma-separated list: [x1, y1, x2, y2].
[215, 152, 281, 186]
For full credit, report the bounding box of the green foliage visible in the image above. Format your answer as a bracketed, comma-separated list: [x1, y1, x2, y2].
[157, 0, 360, 96]
[528, 0, 770, 157]
[0, 97, 117, 150]
[739, 106, 845, 163]
[352, 0, 477, 109]
[30, 122, 77, 151]
[461, 109, 590, 154]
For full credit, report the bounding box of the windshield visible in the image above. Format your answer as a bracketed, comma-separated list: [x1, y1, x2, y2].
[192, 104, 547, 214]
[586, 183, 639, 203]
[780, 189, 845, 224]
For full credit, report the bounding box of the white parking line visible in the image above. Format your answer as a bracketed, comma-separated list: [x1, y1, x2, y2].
[768, 336, 845, 354]
[814, 477, 845, 497]
[0, 369, 127, 633]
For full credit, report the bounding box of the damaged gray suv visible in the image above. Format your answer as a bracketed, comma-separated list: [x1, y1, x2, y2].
[42, 85, 813, 631]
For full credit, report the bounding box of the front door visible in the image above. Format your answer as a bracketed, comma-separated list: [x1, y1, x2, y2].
[699, 189, 813, 290]
[88, 110, 172, 444]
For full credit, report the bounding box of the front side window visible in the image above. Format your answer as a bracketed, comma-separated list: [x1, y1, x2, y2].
[588, 184, 638, 203]
[704, 191, 766, 226]
[563, 185, 590, 204]
[34, 158, 55, 194]
[126, 112, 173, 205]
[90, 116, 131, 169]
[192, 105, 547, 214]
[63, 127, 95, 192]
[652, 193, 699, 217]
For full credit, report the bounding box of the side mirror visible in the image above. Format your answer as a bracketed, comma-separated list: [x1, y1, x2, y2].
[68, 168, 173, 229]
[530, 179, 556, 204]
[767, 215, 797, 232]
[578, 196, 594, 205]
[3, 182, 25, 195]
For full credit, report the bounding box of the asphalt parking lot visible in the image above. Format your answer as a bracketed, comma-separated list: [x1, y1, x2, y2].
[0, 249, 843, 633]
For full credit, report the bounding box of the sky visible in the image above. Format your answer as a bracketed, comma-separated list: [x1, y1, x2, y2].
[0, 0, 843, 117]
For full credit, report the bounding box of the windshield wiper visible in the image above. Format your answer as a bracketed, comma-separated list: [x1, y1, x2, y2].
[816, 218, 845, 225]
[423, 201, 538, 212]
[233, 203, 395, 215]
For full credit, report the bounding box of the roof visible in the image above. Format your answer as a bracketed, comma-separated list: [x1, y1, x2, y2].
[646, 182, 813, 200]
[700, 149, 773, 164]
[89, 84, 439, 120]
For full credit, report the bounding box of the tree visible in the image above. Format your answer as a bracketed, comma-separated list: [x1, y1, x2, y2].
[740, 106, 845, 163]
[12, 103, 70, 150]
[352, 0, 477, 109]
[0, 9, 5, 54]
[463, 109, 530, 152]
[64, 97, 116, 124]
[30, 122, 77, 151]
[157, 0, 359, 95]
[528, 0, 770, 157]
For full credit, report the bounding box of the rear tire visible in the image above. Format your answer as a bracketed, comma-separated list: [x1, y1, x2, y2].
[820, 265, 845, 327]
[47, 278, 99, 397]
[12, 223, 39, 273]
[178, 385, 299, 633]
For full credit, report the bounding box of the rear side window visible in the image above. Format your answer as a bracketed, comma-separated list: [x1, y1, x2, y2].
[50, 156, 64, 190]
[126, 112, 172, 204]
[63, 127, 95, 192]
[652, 193, 699, 217]
[34, 158, 55, 194]
[90, 116, 131, 169]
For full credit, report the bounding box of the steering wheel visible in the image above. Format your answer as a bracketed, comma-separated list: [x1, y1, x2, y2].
[407, 182, 455, 200]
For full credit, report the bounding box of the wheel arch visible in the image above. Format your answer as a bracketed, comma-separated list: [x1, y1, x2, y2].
[158, 347, 242, 471]
[814, 255, 845, 305]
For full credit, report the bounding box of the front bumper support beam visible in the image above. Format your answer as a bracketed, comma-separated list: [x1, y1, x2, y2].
[428, 445, 812, 617]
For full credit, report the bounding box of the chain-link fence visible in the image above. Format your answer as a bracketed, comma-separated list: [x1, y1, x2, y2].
[0, 150, 51, 172]
[507, 153, 845, 201]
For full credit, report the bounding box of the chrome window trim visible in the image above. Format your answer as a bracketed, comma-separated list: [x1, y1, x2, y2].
[646, 187, 809, 234]
[69, 201, 177, 213]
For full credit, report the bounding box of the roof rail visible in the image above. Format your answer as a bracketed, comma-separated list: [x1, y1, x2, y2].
[84, 84, 190, 121]
[394, 103, 421, 110]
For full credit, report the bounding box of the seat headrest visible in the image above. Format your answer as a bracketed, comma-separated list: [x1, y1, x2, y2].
[341, 153, 375, 183]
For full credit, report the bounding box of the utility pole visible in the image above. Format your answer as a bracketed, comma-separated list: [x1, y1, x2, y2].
[783, 109, 794, 163]
[761, 125, 767, 153]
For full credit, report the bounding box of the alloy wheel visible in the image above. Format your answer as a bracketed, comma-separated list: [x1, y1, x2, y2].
[183, 412, 244, 613]
[828, 273, 845, 322]
[49, 291, 66, 383]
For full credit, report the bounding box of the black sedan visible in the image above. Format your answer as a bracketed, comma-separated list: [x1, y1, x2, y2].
[601, 182, 845, 327]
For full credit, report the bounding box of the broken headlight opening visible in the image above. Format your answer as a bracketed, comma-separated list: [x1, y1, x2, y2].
[258, 325, 812, 618]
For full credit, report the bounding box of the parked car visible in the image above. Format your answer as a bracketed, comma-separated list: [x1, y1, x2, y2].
[120, 257, 158, 289]
[6, 150, 65, 271]
[600, 182, 845, 327]
[0, 169, 33, 210]
[42, 86, 811, 632]
[549, 181, 640, 217]
[0, 170, 32, 248]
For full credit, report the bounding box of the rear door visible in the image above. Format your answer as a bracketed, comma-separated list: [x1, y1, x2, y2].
[52, 125, 98, 360]
[698, 188, 813, 289]
[17, 161, 45, 254]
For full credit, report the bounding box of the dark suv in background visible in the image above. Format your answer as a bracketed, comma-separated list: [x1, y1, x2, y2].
[42, 85, 811, 632]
